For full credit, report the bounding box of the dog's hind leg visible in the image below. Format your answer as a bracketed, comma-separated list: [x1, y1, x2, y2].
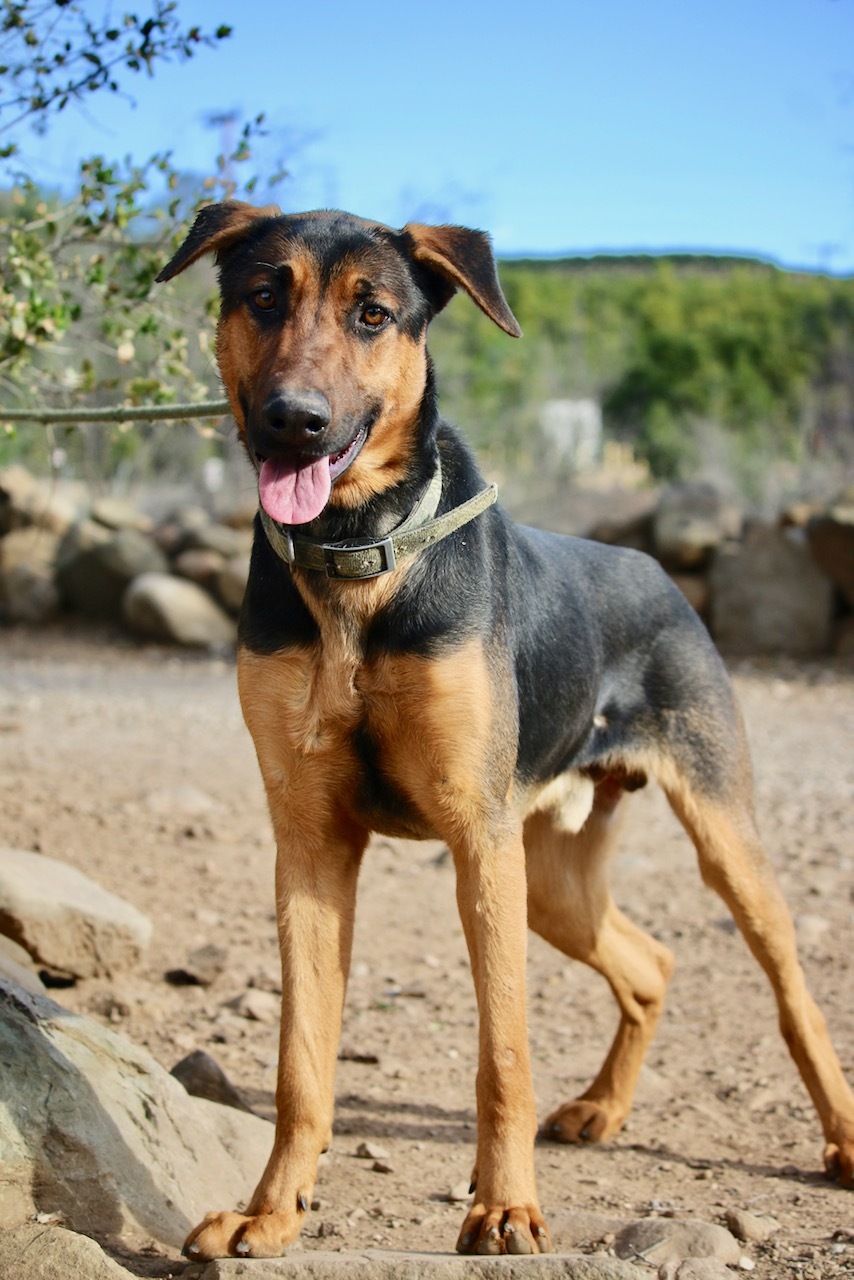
[664, 768, 854, 1186]
[526, 784, 675, 1144]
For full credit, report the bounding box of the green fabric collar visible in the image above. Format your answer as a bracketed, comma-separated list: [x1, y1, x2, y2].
[258, 460, 497, 581]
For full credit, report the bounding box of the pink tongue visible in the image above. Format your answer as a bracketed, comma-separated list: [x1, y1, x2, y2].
[259, 456, 332, 525]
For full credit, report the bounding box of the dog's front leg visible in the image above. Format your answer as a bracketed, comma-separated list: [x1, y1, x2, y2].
[184, 818, 365, 1261]
[184, 647, 367, 1261]
[452, 814, 551, 1256]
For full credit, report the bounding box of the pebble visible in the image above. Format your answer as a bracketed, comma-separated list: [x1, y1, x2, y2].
[165, 942, 228, 987]
[616, 1218, 741, 1265]
[355, 1141, 389, 1160]
[170, 1049, 253, 1112]
[447, 1180, 473, 1202]
[659, 1261, 734, 1280]
[724, 1207, 779, 1243]
[226, 988, 280, 1023]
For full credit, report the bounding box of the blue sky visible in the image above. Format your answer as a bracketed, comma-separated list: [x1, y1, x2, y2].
[17, 0, 854, 272]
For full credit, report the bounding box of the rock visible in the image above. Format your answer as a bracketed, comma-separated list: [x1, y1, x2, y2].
[588, 507, 655, 554]
[167, 941, 228, 987]
[123, 572, 237, 648]
[191, 1250, 640, 1278]
[653, 483, 742, 569]
[152, 506, 212, 556]
[171, 1049, 253, 1112]
[90, 496, 152, 534]
[215, 552, 251, 614]
[723, 1208, 778, 1243]
[658, 1261, 734, 1280]
[446, 1179, 473, 1202]
[0, 846, 151, 980]
[0, 525, 61, 623]
[356, 1141, 390, 1160]
[0, 980, 273, 1249]
[807, 506, 854, 606]
[0, 1223, 134, 1279]
[184, 521, 251, 559]
[57, 525, 168, 619]
[228, 988, 280, 1023]
[614, 1218, 741, 1265]
[0, 933, 45, 994]
[709, 524, 834, 656]
[174, 546, 227, 588]
[0, 465, 77, 535]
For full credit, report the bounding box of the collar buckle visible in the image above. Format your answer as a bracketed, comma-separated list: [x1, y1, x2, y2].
[284, 528, 398, 579]
[322, 535, 397, 579]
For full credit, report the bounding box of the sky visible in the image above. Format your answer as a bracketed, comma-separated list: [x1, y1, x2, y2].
[15, 0, 854, 273]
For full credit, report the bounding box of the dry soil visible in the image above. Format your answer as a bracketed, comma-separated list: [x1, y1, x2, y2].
[1, 626, 852, 1278]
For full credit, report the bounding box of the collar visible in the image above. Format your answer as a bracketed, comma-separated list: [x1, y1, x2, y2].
[258, 459, 498, 580]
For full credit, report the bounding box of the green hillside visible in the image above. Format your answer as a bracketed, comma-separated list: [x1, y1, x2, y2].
[428, 253, 854, 493]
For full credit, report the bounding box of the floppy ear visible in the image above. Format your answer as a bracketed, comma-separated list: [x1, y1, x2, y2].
[402, 222, 522, 338]
[155, 200, 281, 282]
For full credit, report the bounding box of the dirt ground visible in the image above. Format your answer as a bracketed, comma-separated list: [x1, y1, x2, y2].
[1, 626, 853, 1277]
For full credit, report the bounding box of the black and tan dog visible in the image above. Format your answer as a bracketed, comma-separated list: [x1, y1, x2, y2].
[157, 202, 854, 1260]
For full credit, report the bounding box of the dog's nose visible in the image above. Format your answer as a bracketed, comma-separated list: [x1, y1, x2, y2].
[262, 390, 331, 447]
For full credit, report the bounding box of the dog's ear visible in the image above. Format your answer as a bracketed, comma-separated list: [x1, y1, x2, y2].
[402, 222, 522, 338]
[155, 200, 281, 282]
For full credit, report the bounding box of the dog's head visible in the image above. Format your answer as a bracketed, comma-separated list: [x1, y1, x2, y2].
[157, 201, 520, 525]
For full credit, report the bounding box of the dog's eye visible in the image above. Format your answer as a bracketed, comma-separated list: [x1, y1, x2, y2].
[359, 305, 390, 329]
[251, 288, 277, 313]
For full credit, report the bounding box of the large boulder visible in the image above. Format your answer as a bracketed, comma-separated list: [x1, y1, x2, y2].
[0, 525, 62, 623]
[123, 572, 237, 648]
[0, 465, 77, 536]
[0, 846, 151, 979]
[0, 980, 273, 1250]
[653, 483, 742, 570]
[0, 1224, 134, 1280]
[56, 524, 168, 619]
[709, 523, 833, 655]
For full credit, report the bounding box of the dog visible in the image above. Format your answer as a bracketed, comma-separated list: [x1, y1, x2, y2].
[156, 202, 854, 1259]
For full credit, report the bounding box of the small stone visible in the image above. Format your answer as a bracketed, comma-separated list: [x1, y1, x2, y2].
[227, 988, 280, 1023]
[166, 942, 228, 988]
[616, 1218, 741, 1265]
[447, 1179, 473, 1202]
[371, 1160, 393, 1174]
[724, 1208, 779, 1243]
[355, 1141, 389, 1160]
[659, 1262, 734, 1280]
[0, 846, 151, 979]
[170, 1049, 253, 1112]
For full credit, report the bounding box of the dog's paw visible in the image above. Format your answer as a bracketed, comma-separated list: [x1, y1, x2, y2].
[539, 1098, 622, 1144]
[455, 1203, 550, 1255]
[182, 1206, 304, 1260]
[824, 1137, 854, 1188]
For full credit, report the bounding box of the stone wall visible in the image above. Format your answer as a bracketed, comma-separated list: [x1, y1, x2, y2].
[2, 466, 852, 656]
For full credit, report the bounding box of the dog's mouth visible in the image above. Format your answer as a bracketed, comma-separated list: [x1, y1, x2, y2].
[257, 425, 369, 527]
